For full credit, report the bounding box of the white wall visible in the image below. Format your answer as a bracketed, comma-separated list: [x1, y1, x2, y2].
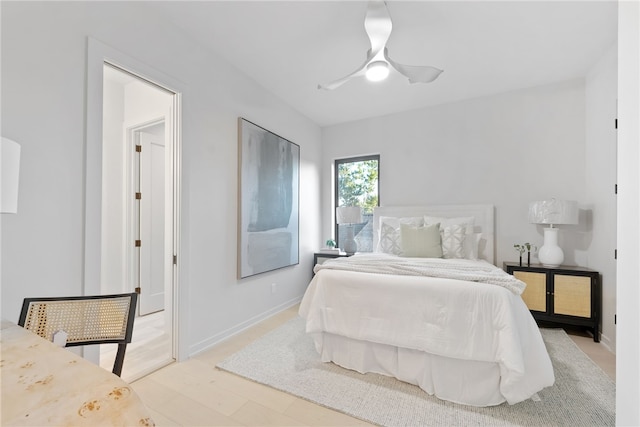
[322, 79, 588, 267]
[0, 2, 322, 356]
[585, 43, 618, 351]
[124, 81, 172, 125]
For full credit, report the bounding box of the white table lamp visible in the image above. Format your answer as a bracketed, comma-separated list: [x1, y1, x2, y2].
[1, 137, 21, 214]
[336, 206, 362, 255]
[528, 199, 578, 267]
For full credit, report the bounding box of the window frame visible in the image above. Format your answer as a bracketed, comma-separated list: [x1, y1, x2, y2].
[333, 155, 380, 250]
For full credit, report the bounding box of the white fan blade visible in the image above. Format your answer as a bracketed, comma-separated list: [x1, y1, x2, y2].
[318, 49, 374, 90]
[385, 48, 443, 84]
[364, 1, 392, 57]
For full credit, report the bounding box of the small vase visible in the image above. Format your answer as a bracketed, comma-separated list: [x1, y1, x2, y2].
[519, 255, 522, 267]
[527, 252, 531, 267]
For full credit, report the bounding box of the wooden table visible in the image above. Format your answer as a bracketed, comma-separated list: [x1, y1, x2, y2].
[0, 319, 154, 426]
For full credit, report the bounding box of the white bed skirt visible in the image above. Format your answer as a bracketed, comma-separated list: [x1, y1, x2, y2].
[313, 331, 508, 407]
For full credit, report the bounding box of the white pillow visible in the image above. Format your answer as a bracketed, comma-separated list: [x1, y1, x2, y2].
[441, 224, 466, 259]
[379, 222, 402, 255]
[424, 216, 476, 258]
[377, 216, 424, 253]
[400, 223, 443, 258]
[464, 233, 482, 260]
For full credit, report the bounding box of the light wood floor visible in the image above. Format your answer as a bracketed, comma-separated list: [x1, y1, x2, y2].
[101, 310, 173, 382]
[131, 304, 615, 426]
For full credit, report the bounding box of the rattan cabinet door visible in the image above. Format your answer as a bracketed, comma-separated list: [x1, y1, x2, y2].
[514, 271, 547, 312]
[553, 274, 592, 318]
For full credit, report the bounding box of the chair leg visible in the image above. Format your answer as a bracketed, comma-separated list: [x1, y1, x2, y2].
[112, 343, 127, 377]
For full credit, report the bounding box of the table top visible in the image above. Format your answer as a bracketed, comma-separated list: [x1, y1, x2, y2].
[1, 319, 154, 426]
[503, 261, 598, 273]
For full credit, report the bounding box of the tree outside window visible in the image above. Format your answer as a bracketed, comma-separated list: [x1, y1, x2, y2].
[334, 155, 379, 252]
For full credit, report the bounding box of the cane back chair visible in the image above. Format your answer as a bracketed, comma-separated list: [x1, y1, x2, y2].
[18, 293, 138, 377]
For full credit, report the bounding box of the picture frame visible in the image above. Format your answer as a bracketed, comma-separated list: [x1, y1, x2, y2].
[237, 118, 300, 279]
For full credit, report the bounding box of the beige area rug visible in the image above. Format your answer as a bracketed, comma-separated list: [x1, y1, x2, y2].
[217, 317, 615, 426]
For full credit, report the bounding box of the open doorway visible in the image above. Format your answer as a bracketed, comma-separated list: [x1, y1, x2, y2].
[100, 64, 176, 380]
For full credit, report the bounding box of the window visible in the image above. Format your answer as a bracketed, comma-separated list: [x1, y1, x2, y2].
[334, 155, 379, 252]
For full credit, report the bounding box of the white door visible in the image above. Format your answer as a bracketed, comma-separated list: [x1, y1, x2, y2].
[136, 129, 166, 315]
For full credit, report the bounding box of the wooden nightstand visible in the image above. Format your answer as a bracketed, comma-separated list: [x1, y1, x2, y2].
[504, 262, 601, 342]
[313, 252, 349, 276]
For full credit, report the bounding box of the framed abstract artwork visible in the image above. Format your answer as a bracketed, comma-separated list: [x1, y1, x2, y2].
[237, 118, 300, 278]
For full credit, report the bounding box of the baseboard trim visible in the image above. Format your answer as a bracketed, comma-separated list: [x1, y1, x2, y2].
[188, 296, 302, 356]
[599, 332, 615, 354]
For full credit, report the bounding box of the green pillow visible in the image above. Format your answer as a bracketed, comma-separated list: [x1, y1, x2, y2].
[400, 223, 443, 258]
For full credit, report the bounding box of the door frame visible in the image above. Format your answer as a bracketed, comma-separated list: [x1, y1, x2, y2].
[85, 37, 187, 364]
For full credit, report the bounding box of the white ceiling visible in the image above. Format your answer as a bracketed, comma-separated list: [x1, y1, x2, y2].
[149, 1, 617, 127]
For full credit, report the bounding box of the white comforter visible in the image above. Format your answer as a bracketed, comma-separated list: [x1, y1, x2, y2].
[299, 257, 555, 405]
[313, 253, 527, 294]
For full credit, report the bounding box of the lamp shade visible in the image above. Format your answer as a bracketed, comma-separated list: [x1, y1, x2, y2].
[1, 137, 21, 214]
[336, 206, 362, 224]
[528, 199, 578, 226]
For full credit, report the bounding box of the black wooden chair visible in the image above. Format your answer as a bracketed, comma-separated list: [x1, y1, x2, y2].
[18, 293, 138, 377]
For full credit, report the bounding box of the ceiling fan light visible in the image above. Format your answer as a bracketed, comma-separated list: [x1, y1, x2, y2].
[365, 61, 389, 82]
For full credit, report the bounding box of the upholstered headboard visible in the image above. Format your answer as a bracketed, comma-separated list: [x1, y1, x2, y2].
[372, 204, 495, 265]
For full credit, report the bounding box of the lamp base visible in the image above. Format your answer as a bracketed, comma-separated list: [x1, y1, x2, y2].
[538, 227, 564, 267]
[342, 224, 358, 255]
[343, 239, 358, 255]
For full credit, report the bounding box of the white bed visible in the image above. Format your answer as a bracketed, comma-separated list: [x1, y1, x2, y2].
[299, 204, 554, 407]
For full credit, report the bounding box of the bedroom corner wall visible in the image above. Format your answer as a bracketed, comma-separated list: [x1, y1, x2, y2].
[585, 42, 618, 352]
[0, 2, 322, 356]
[321, 79, 587, 269]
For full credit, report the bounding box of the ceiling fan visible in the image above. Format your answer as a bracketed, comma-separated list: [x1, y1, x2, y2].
[318, 1, 443, 90]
